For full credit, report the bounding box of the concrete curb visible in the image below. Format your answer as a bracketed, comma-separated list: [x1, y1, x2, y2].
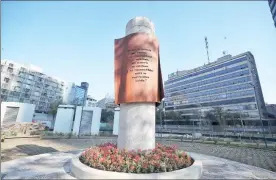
[5, 136, 40, 139]
[40, 136, 118, 140]
[70, 152, 203, 179]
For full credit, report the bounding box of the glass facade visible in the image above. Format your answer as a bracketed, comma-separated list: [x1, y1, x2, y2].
[164, 52, 267, 126]
[269, 0, 276, 27]
[63, 82, 89, 106]
[73, 86, 86, 105]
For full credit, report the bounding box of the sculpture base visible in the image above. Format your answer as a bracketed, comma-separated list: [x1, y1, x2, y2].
[118, 103, 155, 150]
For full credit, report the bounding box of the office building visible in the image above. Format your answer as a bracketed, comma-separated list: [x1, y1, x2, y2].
[1, 60, 64, 113]
[86, 95, 97, 107]
[269, 0, 276, 27]
[266, 104, 276, 118]
[97, 94, 118, 111]
[164, 52, 268, 129]
[63, 82, 89, 106]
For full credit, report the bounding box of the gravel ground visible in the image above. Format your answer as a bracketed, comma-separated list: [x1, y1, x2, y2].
[1, 137, 276, 172]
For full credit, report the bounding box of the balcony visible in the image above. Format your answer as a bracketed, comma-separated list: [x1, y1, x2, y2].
[1, 95, 7, 101]
[1, 83, 9, 89]
[23, 88, 31, 93]
[24, 99, 30, 103]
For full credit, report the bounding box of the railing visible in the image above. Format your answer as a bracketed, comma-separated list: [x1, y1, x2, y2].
[156, 125, 276, 134]
[1, 83, 9, 89]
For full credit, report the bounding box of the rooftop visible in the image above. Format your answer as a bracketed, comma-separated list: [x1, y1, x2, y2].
[167, 51, 252, 81]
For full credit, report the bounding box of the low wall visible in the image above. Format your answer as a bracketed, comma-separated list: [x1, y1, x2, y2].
[1, 102, 35, 125]
[70, 153, 202, 179]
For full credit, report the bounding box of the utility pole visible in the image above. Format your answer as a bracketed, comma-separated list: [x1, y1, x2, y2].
[205, 37, 210, 64]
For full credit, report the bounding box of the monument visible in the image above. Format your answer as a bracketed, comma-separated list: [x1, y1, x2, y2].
[114, 17, 164, 150]
[69, 17, 202, 179]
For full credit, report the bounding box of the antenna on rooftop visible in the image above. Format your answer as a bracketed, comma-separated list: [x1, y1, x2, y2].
[204, 37, 210, 64]
[222, 36, 228, 56]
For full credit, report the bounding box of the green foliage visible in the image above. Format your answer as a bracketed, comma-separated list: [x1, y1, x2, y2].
[164, 111, 189, 121]
[205, 107, 243, 129]
[100, 109, 114, 123]
[155, 109, 164, 123]
[2, 131, 17, 137]
[43, 131, 54, 136]
[1, 135, 5, 142]
[49, 100, 63, 116]
[42, 131, 77, 137]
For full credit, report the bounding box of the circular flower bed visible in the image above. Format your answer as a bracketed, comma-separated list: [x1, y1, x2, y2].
[79, 143, 194, 174]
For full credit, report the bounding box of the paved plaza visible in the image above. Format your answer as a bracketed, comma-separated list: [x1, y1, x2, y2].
[1, 137, 276, 179]
[2, 150, 276, 179]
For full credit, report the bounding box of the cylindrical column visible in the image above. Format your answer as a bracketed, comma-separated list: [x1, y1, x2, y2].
[117, 17, 156, 151]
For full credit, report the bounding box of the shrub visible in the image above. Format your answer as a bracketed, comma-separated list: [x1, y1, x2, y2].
[42, 131, 54, 136]
[1, 135, 5, 142]
[224, 138, 232, 145]
[256, 141, 260, 148]
[214, 139, 218, 144]
[30, 131, 41, 135]
[80, 143, 193, 173]
[10, 131, 17, 136]
[56, 132, 64, 136]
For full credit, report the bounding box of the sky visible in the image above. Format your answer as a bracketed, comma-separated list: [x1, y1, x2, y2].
[2, 1, 276, 103]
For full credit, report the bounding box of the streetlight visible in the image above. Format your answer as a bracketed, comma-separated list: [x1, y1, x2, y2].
[249, 82, 267, 148]
[197, 104, 202, 133]
[160, 98, 165, 139]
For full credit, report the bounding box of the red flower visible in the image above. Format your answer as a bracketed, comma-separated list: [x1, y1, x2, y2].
[80, 143, 193, 173]
[99, 157, 105, 163]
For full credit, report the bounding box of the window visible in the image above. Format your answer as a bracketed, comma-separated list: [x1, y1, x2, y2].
[25, 84, 31, 89]
[272, 2, 276, 14]
[26, 79, 32, 85]
[7, 67, 13, 73]
[28, 75, 34, 80]
[34, 91, 40, 96]
[14, 86, 20, 91]
[4, 78, 9, 83]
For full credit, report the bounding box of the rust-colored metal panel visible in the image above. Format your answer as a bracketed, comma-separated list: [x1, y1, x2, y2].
[114, 32, 164, 105]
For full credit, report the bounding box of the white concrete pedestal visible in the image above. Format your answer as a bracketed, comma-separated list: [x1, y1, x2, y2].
[118, 103, 155, 150]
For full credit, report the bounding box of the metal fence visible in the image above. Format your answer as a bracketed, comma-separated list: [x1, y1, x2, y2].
[156, 124, 276, 144]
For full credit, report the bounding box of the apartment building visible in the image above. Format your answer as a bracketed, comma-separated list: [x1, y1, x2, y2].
[164, 52, 268, 129]
[1, 60, 64, 113]
[86, 95, 97, 107]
